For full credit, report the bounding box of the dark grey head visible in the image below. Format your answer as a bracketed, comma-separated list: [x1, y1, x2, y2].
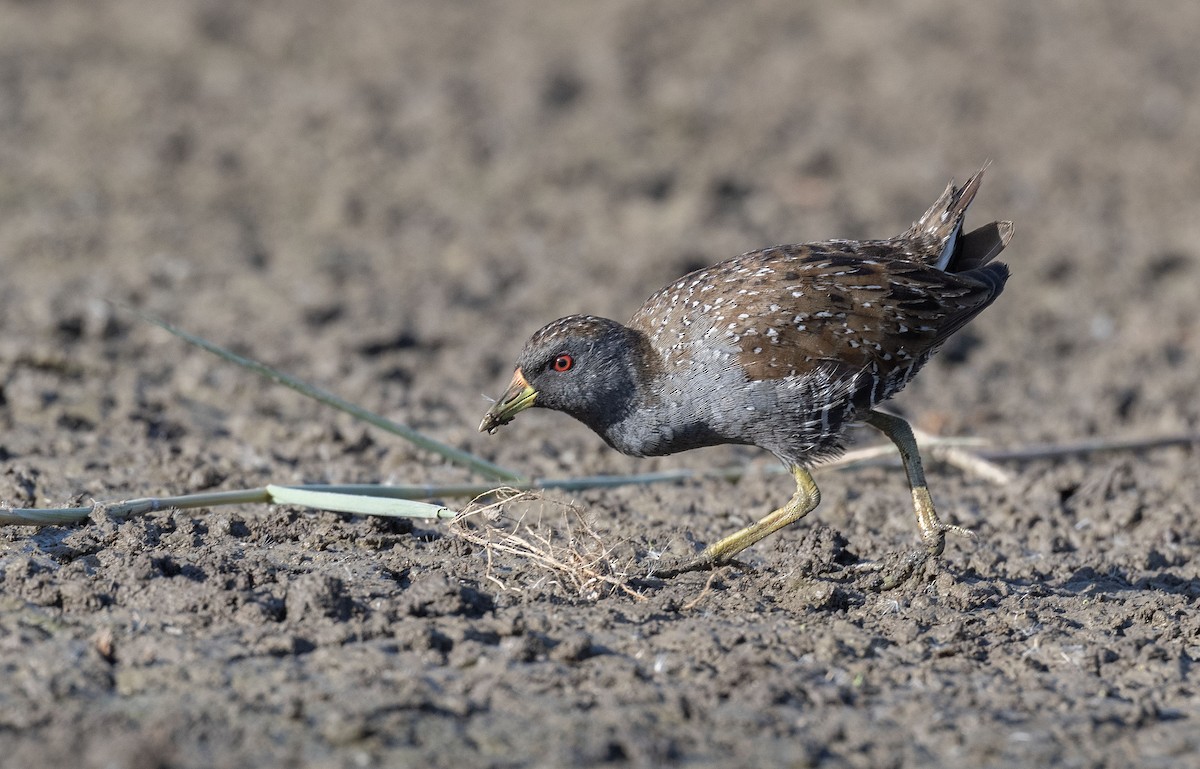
[479, 314, 651, 438]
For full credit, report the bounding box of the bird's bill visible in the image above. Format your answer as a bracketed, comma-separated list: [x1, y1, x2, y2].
[479, 368, 537, 434]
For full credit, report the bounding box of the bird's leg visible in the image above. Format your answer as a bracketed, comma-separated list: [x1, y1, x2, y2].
[654, 465, 821, 578]
[865, 409, 974, 555]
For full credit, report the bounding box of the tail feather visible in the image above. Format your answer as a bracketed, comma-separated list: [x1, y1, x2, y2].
[905, 164, 1012, 273]
[954, 220, 1014, 271]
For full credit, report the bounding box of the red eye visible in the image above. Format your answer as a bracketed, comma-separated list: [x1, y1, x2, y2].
[552, 354, 574, 372]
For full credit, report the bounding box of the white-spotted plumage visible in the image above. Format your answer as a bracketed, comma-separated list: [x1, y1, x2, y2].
[488, 166, 1013, 470]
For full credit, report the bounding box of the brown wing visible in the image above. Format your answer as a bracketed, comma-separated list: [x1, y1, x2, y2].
[696, 244, 1005, 393]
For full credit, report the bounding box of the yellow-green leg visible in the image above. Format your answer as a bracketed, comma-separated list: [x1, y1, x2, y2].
[865, 409, 974, 555]
[656, 465, 821, 577]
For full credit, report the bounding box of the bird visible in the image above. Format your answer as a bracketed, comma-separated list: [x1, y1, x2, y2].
[479, 166, 1013, 576]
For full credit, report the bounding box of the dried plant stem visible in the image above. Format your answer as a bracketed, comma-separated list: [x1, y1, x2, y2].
[974, 433, 1199, 462]
[124, 305, 522, 483]
[451, 491, 645, 600]
[912, 427, 1015, 485]
[820, 431, 1199, 477]
[1, 489, 263, 526]
[680, 572, 721, 610]
[3, 432, 1193, 527]
[0, 487, 454, 527]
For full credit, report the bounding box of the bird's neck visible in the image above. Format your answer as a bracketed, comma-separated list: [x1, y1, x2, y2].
[570, 326, 664, 444]
[582, 331, 734, 458]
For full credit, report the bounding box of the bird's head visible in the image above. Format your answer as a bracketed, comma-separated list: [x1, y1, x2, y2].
[479, 315, 650, 437]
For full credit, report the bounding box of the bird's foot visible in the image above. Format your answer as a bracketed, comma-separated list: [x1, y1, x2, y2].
[853, 524, 975, 590]
[919, 520, 977, 557]
[649, 549, 752, 580]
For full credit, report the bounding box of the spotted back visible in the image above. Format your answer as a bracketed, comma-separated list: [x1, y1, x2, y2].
[629, 241, 1007, 411]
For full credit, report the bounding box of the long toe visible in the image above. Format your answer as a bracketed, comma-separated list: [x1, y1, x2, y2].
[651, 552, 752, 579]
[652, 554, 717, 579]
[924, 521, 977, 555]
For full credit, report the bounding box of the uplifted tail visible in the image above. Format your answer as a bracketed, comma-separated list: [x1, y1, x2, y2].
[906, 164, 1014, 273]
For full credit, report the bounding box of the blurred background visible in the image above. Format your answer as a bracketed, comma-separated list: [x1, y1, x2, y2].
[1, 2, 1199, 767]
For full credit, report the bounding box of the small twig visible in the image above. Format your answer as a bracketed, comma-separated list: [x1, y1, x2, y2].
[0, 488, 273, 526]
[681, 571, 721, 611]
[0, 486, 453, 527]
[450, 490, 645, 601]
[121, 304, 522, 483]
[820, 433, 988, 472]
[973, 433, 1199, 463]
[3, 433, 1193, 528]
[929, 445, 1015, 485]
[820, 431, 1198, 479]
[913, 427, 1015, 485]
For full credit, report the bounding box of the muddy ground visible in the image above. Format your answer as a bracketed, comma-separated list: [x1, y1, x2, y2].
[1, 2, 1199, 767]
